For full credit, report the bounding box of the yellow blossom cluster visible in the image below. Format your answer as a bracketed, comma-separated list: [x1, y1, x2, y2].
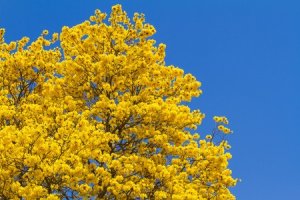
[213, 116, 233, 134]
[0, 4, 237, 199]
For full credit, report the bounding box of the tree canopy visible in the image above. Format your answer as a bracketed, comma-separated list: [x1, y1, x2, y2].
[0, 5, 237, 199]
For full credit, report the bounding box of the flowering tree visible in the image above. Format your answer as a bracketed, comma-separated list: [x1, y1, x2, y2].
[0, 5, 237, 199]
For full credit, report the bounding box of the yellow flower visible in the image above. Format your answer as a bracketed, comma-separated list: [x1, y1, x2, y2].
[0, 4, 236, 199]
[42, 29, 49, 35]
[206, 135, 212, 140]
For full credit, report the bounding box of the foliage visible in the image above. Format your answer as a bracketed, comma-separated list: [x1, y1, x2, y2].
[0, 5, 237, 199]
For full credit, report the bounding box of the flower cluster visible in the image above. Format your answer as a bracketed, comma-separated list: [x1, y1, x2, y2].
[0, 4, 237, 199]
[214, 116, 233, 134]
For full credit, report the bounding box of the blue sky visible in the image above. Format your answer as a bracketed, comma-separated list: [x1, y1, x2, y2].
[1, 0, 299, 199]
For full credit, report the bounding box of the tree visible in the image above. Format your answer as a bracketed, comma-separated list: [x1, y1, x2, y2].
[0, 4, 237, 200]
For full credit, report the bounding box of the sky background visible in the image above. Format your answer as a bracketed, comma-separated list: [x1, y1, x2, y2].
[1, 0, 299, 199]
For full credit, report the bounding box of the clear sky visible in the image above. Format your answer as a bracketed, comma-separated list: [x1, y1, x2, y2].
[1, 0, 299, 199]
